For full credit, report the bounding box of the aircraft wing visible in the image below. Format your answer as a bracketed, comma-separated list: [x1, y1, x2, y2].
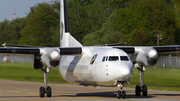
[0, 47, 82, 68]
[0, 47, 40, 55]
[153, 46, 180, 53]
[1, 45, 179, 68]
[114, 45, 180, 54]
[2, 43, 41, 48]
[0, 47, 82, 55]
[114, 45, 180, 67]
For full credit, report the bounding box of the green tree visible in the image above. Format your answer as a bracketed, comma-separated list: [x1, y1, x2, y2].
[173, 0, 180, 27]
[83, 13, 121, 46]
[20, 1, 60, 47]
[68, 0, 111, 43]
[112, 0, 176, 45]
[0, 19, 17, 44]
[161, 0, 175, 8]
[9, 17, 26, 44]
[129, 29, 147, 46]
[108, 0, 129, 10]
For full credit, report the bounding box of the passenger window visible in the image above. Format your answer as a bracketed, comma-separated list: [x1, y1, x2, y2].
[90, 54, 97, 64]
[109, 56, 119, 61]
[120, 56, 129, 61]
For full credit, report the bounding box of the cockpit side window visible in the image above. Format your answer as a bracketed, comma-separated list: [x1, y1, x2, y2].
[102, 56, 108, 62]
[109, 56, 119, 61]
[120, 56, 129, 61]
[102, 56, 106, 62]
[106, 56, 108, 61]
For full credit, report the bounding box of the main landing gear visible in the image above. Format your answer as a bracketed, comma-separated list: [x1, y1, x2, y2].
[117, 83, 126, 99]
[39, 67, 52, 97]
[135, 65, 147, 96]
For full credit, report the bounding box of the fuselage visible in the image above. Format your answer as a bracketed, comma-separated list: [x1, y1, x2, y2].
[59, 47, 133, 87]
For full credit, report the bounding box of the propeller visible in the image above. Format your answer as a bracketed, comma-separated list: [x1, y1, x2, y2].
[40, 48, 60, 68]
[135, 48, 158, 67]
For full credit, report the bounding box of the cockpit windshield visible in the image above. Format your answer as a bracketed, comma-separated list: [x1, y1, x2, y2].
[120, 56, 129, 61]
[109, 56, 119, 61]
[102, 56, 129, 62]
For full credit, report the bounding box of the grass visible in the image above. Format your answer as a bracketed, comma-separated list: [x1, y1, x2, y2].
[0, 62, 68, 84]
[128, 67, 180, 91]
[1, 62, 180, 91]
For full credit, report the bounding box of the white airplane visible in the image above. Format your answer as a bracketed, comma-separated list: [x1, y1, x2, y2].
[1, 0, 180, 99]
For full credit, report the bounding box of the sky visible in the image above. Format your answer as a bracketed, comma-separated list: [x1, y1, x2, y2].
[0, 0, 55, 22]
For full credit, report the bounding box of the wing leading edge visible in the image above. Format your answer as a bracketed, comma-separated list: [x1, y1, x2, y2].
[0, 48, 40, 55]
[153, 46, 180, 53]
[0, 47, 82, 56]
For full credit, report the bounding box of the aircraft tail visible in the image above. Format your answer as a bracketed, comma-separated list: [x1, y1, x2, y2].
[60, 0, 82, 47]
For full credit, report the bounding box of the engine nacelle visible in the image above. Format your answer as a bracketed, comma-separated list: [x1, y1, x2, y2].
[135, 47, 158, 67]
[40, 48, 61, 68]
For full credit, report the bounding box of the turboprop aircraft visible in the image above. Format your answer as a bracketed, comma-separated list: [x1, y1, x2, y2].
[1, 0, 180, 99]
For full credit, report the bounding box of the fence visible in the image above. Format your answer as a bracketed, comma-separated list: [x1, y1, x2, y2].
[0, 55, 33, 63]
[156, 56, 180, 68]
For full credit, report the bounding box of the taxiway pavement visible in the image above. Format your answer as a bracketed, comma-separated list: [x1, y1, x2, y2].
[0, 79, 180, 101]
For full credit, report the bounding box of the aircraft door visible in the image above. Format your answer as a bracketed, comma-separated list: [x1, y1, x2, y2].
[89, 62, 97, 82]
[89, 54, 98, 82]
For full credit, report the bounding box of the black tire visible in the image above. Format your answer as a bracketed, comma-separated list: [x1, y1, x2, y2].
[142, 85, 147, 96]
[122, 90, 126, 99]
[135, 85, 141, 96]
[117, 90, 121, 99]
[47, 86, 52, 97]
[39, 87, 45, 97]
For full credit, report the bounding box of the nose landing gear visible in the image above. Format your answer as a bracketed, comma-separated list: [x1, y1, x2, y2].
[117, 83, 126, 99]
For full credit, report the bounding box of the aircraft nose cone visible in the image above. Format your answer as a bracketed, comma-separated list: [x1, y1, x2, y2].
[120, 65, 130, 77]
[117, 64, 131, 81]
[123, 68, 130, 76]
[109, 63, 131, 81]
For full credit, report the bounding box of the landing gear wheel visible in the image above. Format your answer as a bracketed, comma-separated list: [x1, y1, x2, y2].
[39, 87, 45, 97]
[47, 86, 52, 97]
[117, 91, 121, 99]
[122, 91, 126, 99]
[117, 90, 126, 99]
[135, 85, 141, 96]
[142, 85, 147, 96]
